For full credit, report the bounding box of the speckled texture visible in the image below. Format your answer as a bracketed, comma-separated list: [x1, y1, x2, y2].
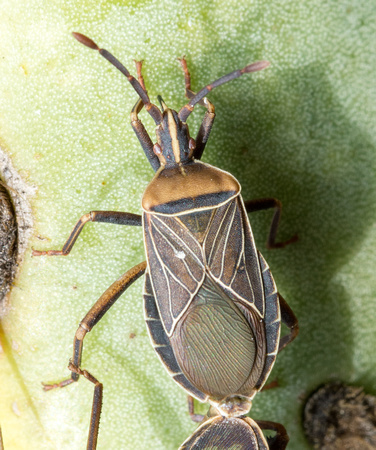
[0, 0, 375, 449]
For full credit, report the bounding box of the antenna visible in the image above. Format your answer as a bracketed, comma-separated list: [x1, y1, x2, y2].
[72, 32, 163, 124]
[178, 60, 270, 122]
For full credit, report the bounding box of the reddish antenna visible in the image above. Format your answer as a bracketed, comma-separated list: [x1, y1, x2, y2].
[72, 32, 163, 124]
[178, 60, 270, 122]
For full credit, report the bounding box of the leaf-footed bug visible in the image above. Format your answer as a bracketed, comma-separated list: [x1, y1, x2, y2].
[33, 32, 298, 449]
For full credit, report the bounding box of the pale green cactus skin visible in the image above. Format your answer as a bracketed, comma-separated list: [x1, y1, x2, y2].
[0, 1, 375, 449]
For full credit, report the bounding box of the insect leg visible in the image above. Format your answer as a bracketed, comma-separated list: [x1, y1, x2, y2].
[192, 96, 215, 160]
[256, 420, 289, 450]
[244, 198, 298, 248]
[131, 98, 160, 171]
[178, 58, 216, 160]
[43, 260, 146, 387]
[277, 293, 299, 352]
[43, 261, 146, 449]
[32, 211, 142, 256]
[66, 365, 102, 450]
[187, 395, 205, 423]
[260, 379, 279, 391]
[130, 60, 161, 171]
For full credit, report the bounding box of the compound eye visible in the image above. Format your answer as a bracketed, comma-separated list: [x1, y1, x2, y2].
[153, 143, 167, 166]
[153, 143, 162, 155]
[188, 138, 196, 158]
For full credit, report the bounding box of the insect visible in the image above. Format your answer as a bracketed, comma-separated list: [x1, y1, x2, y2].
[181, 401, 289, 450]
[33, 32, 299, 449]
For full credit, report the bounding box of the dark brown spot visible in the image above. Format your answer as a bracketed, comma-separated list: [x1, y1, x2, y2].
[0, 183, 18, 302]
[304, 383, 376, 449]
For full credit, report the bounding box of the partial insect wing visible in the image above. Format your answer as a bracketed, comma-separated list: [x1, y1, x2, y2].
[180, 416, 270, 450]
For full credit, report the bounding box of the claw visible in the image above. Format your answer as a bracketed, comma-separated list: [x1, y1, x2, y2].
[41, 378, 74, 391]
[32, 248, 64, 256]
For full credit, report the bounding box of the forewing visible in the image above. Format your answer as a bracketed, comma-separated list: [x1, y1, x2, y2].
[144, 212, 205, 335]
[204, 197, 265, 316]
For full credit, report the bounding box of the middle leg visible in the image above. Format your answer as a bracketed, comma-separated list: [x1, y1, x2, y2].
[245, 197, 298, 249]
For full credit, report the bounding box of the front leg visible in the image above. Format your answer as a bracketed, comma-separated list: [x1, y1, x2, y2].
[130, 61, 161, 172]
[32, 210, 142, 256]
[130, 98, 160, 172]
[178, 58, 216, 160]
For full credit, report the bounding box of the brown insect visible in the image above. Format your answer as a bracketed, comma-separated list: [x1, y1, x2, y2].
[181, 401, 289, 449]
[33, 32, 298, 449]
